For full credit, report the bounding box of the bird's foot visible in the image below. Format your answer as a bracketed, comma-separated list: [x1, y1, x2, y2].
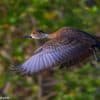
[96, 57, 100, 62]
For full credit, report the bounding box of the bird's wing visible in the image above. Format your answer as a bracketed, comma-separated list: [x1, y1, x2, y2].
[11, 39, 92, 75]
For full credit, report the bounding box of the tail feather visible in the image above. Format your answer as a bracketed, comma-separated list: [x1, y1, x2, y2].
[96, 41, 100, 49]
[95, 36, 100, 49]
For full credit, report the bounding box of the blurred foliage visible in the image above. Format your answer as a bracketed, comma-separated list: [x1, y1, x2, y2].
[0, 0, 100, 100]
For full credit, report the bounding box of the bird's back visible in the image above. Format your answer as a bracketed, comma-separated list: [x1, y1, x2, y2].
[51, 27, 96, 45]
[41, 27, 97, 53]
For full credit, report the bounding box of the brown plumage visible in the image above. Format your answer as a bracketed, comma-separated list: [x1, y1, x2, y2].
[11, 27, 100, 75]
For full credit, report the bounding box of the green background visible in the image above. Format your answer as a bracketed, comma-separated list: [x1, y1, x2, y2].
[0, 0, 100, 99]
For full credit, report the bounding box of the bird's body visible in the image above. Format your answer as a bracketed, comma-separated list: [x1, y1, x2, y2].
[11, 27, 100, 75]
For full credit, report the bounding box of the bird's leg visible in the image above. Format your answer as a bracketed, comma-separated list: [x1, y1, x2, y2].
[93, 48, 100, 62]
[91, 48, 100, 69]
[59, 64, 65, 69]
[59, 63, 68, 70]
[38, 70, 57, 100]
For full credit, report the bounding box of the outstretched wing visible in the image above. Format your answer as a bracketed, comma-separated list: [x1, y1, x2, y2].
[11, 39, 92, 75]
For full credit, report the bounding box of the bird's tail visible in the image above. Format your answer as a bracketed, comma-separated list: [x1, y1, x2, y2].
[95, 36, 100, 49]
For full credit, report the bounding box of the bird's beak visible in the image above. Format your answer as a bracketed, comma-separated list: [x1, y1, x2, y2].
[23, 33, 49, 39]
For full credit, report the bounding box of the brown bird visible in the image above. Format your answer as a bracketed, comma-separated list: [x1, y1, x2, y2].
[11, 27, 100, 75]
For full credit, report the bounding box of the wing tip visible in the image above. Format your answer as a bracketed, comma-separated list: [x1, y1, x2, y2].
[9, 65, 32, 76]
[10, 64, 54, 76]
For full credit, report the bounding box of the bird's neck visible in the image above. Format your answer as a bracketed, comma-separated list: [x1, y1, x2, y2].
[48, 33, 57, 39]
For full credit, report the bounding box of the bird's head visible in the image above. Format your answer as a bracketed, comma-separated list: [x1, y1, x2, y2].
[23, 29, 49, 39]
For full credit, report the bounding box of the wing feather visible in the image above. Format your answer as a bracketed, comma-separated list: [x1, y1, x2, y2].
[34, 55, 39, 73]
[47, 53, 55, 66]
[44, 53, 50, 68]
[11, 40, 92, 75]
[46, 53, 53, 67]
[39, 54, 44, 70]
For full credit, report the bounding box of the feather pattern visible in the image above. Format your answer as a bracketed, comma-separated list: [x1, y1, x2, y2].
[13, 39, 93, 75]
[11, 27, 99, 75]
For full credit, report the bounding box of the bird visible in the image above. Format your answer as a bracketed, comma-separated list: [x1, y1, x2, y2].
[11, 27, 100, 75]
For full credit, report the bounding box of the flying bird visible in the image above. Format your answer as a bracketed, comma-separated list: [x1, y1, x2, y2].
[11, 27, 100, 75]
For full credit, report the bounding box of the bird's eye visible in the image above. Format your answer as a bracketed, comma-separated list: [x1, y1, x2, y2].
[36, 29, 45, 33]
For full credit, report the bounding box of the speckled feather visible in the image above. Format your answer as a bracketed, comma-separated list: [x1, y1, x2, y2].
[11, 27, 99, 75]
